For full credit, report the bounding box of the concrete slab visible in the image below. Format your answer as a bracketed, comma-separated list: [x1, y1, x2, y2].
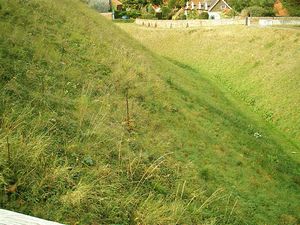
[0, 209, 63, 225]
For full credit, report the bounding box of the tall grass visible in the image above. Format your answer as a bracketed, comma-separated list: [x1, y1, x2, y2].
[118, 24, 300, 224]
[0, 0, 299, 224]
[119, 24, 300, 145]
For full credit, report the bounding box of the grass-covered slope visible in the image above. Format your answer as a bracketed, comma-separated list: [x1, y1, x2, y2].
[120, 25, 300, 145]
[0, 1, 299, 224]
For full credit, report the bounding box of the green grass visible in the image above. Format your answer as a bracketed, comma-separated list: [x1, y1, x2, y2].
[119, 24, 300, 145]
[113, 18, 136, 23]
[0, 1, 299, 224]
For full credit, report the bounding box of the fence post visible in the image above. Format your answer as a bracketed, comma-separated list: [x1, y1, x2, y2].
[246, 17, 251, 26]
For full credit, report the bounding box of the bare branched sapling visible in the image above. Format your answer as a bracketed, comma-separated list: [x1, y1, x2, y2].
[6, 136, 11, 166]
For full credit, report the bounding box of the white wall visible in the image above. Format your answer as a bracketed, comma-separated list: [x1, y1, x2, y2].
[208, 12, 221, 20]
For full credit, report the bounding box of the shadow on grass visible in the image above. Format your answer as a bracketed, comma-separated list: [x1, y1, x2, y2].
[162, 56, 300, 176]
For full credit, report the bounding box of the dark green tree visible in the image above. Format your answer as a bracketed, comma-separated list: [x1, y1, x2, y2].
[228, 0, 277, 12]
[282, 0, 300, 16]
[227, 0, 250, 12]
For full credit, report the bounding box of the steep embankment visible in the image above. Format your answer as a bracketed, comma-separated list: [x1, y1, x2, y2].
[0, 1, 299, 224]
[120, 24, 300, 145]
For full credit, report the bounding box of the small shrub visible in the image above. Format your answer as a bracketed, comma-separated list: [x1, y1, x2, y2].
[126, 9, 141, 18]
[114, 10, 126, 19]
[141, 13, 157, 19]
[187, 10, 200, 19]
[115, 9, 141, 19]
[161, 6, 172, 19]
[242, 6, 275, 17]
[147, 4, 155, 14]
[199, 11, 209, 19]
[223, 9, 237, 18]
[175, 13, 186, 20]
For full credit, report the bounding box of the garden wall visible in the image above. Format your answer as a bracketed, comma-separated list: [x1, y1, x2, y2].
[135, 17, 300, 28]
[135, 18, 245, 28]
[256, 17, 300, 26]
[100, 12, 113, 19]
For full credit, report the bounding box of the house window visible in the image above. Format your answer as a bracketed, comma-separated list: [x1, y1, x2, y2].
[221, 5, 226, 9]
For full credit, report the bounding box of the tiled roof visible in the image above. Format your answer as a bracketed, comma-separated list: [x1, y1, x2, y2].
[185, 0, 231, 11]
[185, 0, 215, 10]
